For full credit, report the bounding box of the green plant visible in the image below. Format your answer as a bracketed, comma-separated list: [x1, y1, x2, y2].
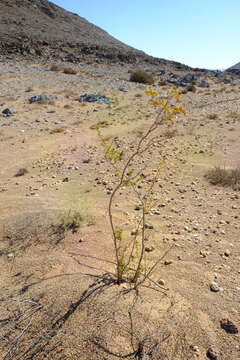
[98, 88, 186, 286]
[130, 71, 154, 85]
[59, 210, 83, 233]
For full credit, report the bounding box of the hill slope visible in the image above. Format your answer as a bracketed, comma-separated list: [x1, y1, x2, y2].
[0, 0, 188, 67]
[227, 62, 240, 71]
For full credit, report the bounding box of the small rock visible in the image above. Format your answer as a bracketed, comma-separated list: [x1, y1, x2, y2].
[83, 158, 90, 164]
[157, 279, 165, 286]
[79, 94, 111, 105]
[224, 249, 231, 257]
[190, 344, 199, 353]
[62, 177, 69, 182]
[2, 108, 15, 116]
[220, 319, 238, 334]
[206, 348, 219, 360]
[164, 260, 173, 265]
[29, 94, 57, 104]
[145, 246, 155, 252]
[210, 282, 222, 292]
[118, 87, 128, 92]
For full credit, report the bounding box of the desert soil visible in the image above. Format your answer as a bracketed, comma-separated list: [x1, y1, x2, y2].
[0, 60, 239, 360]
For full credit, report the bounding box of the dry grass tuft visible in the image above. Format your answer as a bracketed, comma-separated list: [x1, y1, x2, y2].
[49, 127, 65, 134]
[205, 166, 240, 188]
[63, 67, 78, 75]
[163, 128, 178, 138]
[49, 64, 62, 72]
[207, 113, 218, 120]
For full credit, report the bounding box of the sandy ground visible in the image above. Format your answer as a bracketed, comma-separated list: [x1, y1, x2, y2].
[0, 60, 239, 360]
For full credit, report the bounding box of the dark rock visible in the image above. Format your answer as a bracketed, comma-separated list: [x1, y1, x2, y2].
[29, 95, 57, 104]
[206, 348, 219, 360]
[220, 319, 238, 334]
[182, 73, 198, 83]
[2, 108, 15, 116]
[79, 94, 111, 105]
[186, 84, 196, 92]
[158, 70, 166, 76]
[118, 87, 128, 92]
[198, 80, 210, 88]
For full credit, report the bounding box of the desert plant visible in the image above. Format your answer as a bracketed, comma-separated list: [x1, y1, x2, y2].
[207, 113, 218, 120]
[130, 71, 154, 85]
[63, 67, 78, 75]
[49, 64, 62, 72]
[49, 127, 65, 134]
[98, 88, 186, 286]
[205, 166, 240, 188]
[59, 210, 83, 233]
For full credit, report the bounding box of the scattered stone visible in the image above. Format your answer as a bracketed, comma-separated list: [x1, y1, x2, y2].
[118, 87, 128, 92]
[79, 94, 111, 105]
[210, 282, 222, 292]
[190, 344, 199, 353]
[2, 108, 15, 116]
[198, 79, 210, 88]
[15, 168, 28, 177]
[144, 223, 154, 229]
[157, 279, 165, 286]
[62, 177, 70, 182]
[29, 94, 57, 104]
[220, 319, 238, 334]
[145, 246, 155, 252]
[224, 249, 231, 257]
[206, 348, 219, 360]
[164, 260, 173, 265]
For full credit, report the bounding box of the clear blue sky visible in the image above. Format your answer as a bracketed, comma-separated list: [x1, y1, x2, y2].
[53, 0, 239, 69]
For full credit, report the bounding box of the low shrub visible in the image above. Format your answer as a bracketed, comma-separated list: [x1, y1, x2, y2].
[130, 71, 154, 85]
[59, 210, 83, 233]
[205, 166, 240, 187]
[49, 64, 62, 72]
[208, 113, 218, 120]
[63, 67, 78, 75]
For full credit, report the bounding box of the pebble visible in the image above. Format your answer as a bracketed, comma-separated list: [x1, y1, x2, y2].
[220, 318, 238, 334]
[224, 249, 231, 256]
[210, 282, 223, 292]
[206, 348, 219, 360]
[164, 260, 173, 265]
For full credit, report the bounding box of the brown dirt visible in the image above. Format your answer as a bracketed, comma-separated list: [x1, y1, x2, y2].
[0, 60, 240, 360]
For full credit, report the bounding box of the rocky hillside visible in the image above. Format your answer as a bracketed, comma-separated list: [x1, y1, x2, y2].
[0, 0, 187, 67]
[226, 62, 240, 76]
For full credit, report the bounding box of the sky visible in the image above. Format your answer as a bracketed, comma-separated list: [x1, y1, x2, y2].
[53, 0, 239, 70]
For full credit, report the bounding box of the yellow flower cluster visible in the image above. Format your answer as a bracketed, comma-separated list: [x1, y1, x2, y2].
[145, 89, 159, 97]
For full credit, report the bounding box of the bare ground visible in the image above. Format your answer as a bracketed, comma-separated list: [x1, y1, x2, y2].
[0, 61, 240, 360]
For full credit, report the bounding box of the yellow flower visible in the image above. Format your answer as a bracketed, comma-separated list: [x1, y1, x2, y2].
[170, 87, 181, 102]
[151, 100, 163, 106]
[146, 89, 159, 97]
[173, 106, 186, 115]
